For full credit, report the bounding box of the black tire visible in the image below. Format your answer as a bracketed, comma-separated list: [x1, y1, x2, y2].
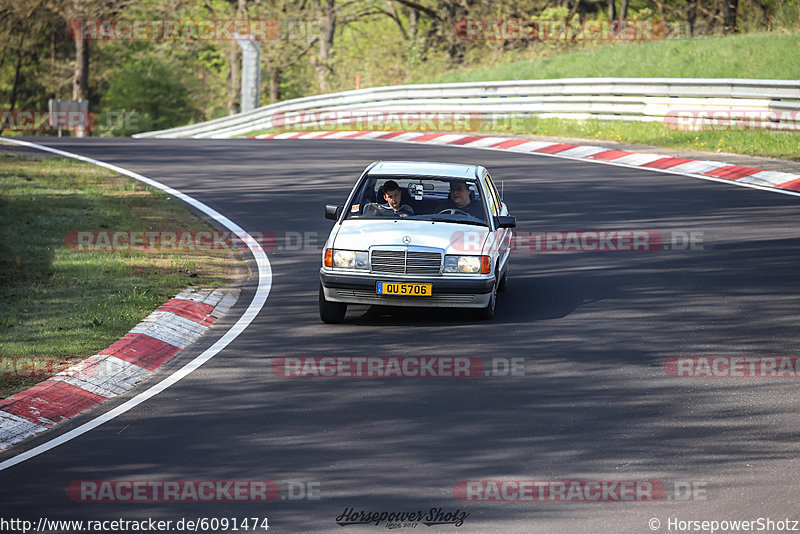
[475, 281, 496, 320]
[319, 284, 347, 324]
[497, 267, 508, 293]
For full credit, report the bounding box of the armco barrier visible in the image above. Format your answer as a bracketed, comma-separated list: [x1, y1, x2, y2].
[132, 78, 800, 139]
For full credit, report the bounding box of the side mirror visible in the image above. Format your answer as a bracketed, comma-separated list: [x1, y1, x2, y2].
[325, 205, 343, 221]
[495, 216, 516, 229]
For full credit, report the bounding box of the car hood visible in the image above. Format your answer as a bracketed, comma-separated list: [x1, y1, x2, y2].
[332, 219, 489, 255]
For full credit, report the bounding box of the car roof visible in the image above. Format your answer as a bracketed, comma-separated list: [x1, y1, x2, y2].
[368, 161, 480, 179]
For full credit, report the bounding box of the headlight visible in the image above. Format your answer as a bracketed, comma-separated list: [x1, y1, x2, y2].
[443, 255, 482, 273]
[331, 249, 370, 270]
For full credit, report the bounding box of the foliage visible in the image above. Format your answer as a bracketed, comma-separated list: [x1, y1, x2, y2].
[101, 54, 199, 133]
[0, 0, 798, 136]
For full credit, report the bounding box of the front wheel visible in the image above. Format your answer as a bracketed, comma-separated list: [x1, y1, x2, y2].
[319, 284, 347, 323]
[497, 268, 508, 293]
[475, 282, 496, 320]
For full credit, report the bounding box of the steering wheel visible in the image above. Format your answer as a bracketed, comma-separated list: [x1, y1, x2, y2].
[437, 208, 470, 216]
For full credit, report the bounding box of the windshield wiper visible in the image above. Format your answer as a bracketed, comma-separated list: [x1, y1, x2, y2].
[426, 216, 487, 226]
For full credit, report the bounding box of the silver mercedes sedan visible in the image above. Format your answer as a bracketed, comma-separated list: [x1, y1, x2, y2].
[319, 161, 515, 323]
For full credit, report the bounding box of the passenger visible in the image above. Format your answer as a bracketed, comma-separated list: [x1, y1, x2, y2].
[363, 180, 414, 218]
[435, 180, 484, 219]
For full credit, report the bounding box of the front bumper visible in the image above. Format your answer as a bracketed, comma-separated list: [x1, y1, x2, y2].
[320, 269, 495, 308]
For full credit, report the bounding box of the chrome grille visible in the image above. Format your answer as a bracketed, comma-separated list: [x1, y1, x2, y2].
[371, 250, 441, 275]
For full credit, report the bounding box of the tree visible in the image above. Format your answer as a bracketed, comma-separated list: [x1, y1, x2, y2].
[312, 0, 336, 93]
[102, 55, 199, 132]
[391, 0, 481, 64]
[60, 0, 130, 135]
[249, 0, 318, 103]
[722, 0, 740, 33]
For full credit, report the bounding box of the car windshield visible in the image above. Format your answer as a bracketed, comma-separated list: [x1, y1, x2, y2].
[345, 175, 488, 226]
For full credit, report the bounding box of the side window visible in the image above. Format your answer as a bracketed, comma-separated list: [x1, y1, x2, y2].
[347, 177, 377, 218]
[483, 175, 500, 217]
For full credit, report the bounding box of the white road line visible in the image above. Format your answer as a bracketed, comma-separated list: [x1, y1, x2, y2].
[0, 137, 272, 472]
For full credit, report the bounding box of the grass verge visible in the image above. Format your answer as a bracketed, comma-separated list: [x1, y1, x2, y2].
[423, 32, 800, 83]
[0, 154, 244, 398]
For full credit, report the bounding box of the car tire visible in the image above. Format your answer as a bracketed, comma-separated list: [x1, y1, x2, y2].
[319, 284, 347, 324]
[497, 268, 508, 293]
[476, 281, 496, 320]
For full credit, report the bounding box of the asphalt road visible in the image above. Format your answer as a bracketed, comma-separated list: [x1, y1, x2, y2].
[1, 138, 800, 533]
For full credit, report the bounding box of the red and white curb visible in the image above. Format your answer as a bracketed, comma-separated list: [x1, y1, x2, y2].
[250, 131, 800, 196]
[0, 288, 238, 450]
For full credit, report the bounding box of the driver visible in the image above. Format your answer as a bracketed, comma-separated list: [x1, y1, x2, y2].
[435, 180, 484, 219]
[363, 180, 414, 218]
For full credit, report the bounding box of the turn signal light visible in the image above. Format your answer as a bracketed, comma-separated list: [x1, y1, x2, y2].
[481, 255, 491, 274]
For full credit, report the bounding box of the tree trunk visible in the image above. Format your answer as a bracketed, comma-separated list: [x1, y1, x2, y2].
[687, 0, 698, 37]
[227, 43, 240, 114]
[443, 1, 469, 64]
[409, 7, 418, 39]
[72, 36, 89, 136]
[72, 37, 88, 100]
[608, 0, 616, 21]
[566, 0, 581, 21]
[652, 0, 666, 19]
[269, 66, 281, 103]
[315, 0, 336, 93]
[225, 0, 248, 114]
[0, 52, 23, 136]
[9, 52, 23, 112]
[747, 0, 770, 29]
[722, 0, 739, 33]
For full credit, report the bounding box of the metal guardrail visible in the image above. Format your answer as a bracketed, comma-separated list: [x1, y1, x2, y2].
[133, 78, 800, 139]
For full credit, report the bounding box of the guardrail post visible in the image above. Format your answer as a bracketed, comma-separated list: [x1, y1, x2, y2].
[235, 34, 262, 114]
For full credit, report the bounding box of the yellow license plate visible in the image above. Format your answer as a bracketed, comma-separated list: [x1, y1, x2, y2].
[377, 282, 432, 296]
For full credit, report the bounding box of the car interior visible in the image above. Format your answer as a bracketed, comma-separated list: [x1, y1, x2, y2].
[350, 176, 484, 220]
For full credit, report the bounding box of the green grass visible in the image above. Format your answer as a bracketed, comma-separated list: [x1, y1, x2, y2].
[0, 155, 243, 398]
[423, 32, 800, 83]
